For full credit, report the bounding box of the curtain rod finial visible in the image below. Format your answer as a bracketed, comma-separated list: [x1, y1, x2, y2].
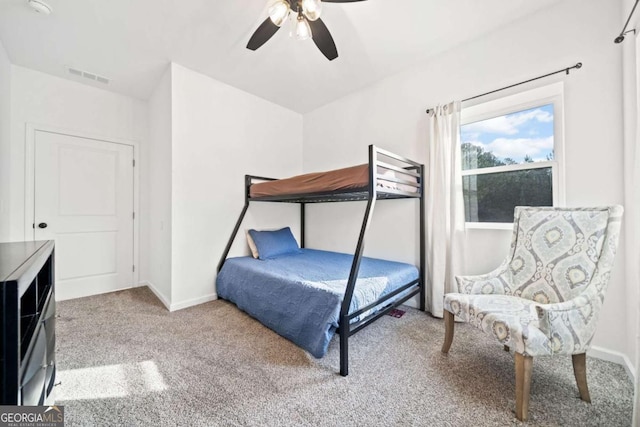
[567, 62, 582, 75]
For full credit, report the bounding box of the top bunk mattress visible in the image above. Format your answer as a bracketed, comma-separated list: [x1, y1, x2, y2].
[249, 164, 417, 198]
[216, 248, 419, 358]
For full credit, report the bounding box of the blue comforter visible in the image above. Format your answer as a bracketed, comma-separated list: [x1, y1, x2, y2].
[216, 249, 418, 358]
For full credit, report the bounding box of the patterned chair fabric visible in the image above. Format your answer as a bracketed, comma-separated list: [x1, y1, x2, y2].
[444, 206, 623, 357]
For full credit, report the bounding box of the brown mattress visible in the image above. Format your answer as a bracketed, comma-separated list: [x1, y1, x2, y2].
[251, 164, 368, 198]
[250, 164, 417, 198]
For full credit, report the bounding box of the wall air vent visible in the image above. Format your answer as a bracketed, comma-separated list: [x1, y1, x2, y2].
[67, 67, 110, 85]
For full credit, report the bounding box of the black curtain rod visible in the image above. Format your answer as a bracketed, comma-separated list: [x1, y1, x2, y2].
[425, 62, 583, 114]
[615, 0, 639, 43]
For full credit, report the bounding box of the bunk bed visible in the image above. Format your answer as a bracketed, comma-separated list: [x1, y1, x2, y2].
[216, 145, 425, 376]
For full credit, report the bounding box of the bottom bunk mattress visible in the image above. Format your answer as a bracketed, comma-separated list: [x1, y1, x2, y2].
[216, 249, 419, 358]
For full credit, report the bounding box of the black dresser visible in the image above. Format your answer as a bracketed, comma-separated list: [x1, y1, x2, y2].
[0, 240, 56, 405]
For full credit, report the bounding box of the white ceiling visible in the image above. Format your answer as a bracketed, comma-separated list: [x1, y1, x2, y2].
[0, 0, 561, 113]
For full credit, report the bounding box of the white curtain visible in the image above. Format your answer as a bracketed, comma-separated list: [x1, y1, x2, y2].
[425, 102, 465, 317]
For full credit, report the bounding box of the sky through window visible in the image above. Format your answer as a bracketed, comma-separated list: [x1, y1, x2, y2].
[461, 104, 554, 167]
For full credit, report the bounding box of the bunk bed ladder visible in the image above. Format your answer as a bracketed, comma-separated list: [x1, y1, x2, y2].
[339, 145, 378, 377]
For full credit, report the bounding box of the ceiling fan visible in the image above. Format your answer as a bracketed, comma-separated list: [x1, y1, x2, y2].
[247, 0, 367, 61]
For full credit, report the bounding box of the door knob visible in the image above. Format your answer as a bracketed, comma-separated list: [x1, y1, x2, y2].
[38, 223, 48, 229]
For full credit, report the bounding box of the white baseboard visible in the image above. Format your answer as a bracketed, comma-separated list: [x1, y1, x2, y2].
[141, 280, 171, 311]
[56, 283, 137, 301]
[141, 281, 217, 312]
[170, 293, 217, 312]
[588, 345, 636, 383]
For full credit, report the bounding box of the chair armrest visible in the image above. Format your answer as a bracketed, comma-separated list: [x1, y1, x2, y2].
[535, 285, 599, 318]
[534, 289, 600, 354]
[455, 260, 511, 295]
[535, 295, 588, 315]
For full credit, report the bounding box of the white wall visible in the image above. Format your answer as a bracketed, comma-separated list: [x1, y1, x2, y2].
[4, 60, 304, 312]
[8, 66, 148, 245]
[0, 40, 11, 242]
[303, 0, 629, 358]
[147, 65, 173, 306]
[169, 63, 303, 309]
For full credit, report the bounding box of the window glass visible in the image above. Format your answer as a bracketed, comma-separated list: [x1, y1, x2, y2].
[463, 168, 553, 223]
[461, 104, 554, 170]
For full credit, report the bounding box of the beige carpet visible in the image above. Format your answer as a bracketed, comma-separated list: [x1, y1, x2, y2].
[54, 287, 633, 426]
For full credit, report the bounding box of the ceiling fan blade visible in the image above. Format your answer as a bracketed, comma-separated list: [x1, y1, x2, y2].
[247, 18, 281, 51]
[308, 18, 338, 61]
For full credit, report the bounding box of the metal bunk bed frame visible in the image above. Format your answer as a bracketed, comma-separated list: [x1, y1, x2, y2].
[217, 145, 425, 376]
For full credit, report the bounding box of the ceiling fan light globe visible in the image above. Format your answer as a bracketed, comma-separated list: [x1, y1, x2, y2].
[295, 16, 313, 41]
[268, 1, 290, 27]
[301, 0, 322, 21]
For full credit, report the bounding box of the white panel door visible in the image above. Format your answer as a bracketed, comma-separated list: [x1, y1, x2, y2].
[33, 130, 134, 300]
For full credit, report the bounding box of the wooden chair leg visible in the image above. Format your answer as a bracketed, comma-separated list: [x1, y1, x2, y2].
[572, 353, 591, 403]
[515, 353, 533, 422]
[441, 310, 455, 354]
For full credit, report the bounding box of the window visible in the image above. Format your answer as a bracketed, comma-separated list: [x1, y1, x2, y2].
[460, 83, 564, 227]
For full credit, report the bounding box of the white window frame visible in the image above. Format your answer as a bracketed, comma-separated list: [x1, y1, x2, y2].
[460, 82, 565, 229]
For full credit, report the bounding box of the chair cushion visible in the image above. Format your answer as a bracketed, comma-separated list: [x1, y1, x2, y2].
[444, 293, 552, 356]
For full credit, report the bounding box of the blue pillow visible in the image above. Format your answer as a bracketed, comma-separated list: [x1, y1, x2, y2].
[248, 227, 300, 260]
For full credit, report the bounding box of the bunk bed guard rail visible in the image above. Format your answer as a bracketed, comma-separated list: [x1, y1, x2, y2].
[216, 145, 426, 377]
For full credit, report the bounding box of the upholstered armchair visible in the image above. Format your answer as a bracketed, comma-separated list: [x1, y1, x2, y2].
[441, 206, 623, 422]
